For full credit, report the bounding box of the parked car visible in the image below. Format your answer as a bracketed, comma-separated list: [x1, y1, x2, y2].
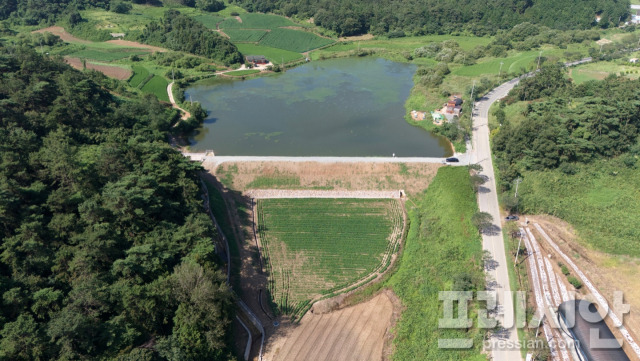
[445, 157, 459, 163]
[505, 215, 519, 221]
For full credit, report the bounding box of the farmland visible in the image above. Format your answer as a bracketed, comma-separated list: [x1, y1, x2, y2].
[128, 65, 150, 87]
[259, 28, 335, 53]
[141, 74, 169, 101]
[224, 29, 268, 43]
[219, 13, 299, 30]
[236, 43, 303, 64]
[257, 198, 404, 320]
[67, 48, 148, 62]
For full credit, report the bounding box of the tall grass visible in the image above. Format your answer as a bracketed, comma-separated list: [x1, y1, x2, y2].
[518, 158, 640, 257]
[387, 167, 486, 360]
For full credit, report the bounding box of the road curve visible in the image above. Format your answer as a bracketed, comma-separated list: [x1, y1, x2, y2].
[167, 81, 191, 121]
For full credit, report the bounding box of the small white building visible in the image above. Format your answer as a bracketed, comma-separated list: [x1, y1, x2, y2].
[630, 5, 640, 24]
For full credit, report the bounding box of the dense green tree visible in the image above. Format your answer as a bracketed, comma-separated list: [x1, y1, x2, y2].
[0, 45, 235, 360]
[230, 0, 630, 36]
[139, 10, 242, 65]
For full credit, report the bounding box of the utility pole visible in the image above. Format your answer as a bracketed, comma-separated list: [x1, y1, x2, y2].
[537, 51, 542, 70]
[499, 61, 504, 77]
[514, 177, 522, 198]
[514, 231, 524, 265]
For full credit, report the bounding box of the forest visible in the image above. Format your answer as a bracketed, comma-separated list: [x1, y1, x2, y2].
[0, 45, 236, 360]
[493, 65, 640, 184]
[230, 0, 630, 36]
[139, 10, 243, 65]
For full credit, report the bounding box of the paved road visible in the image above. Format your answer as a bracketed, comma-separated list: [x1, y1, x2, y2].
[471, 77, 523, 361]
[471, 57, 592, 361]
[183, 154, 470, 166]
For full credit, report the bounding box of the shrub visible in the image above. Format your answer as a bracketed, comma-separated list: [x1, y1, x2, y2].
[568, 276, 582, 289]
[560, 265, 570, 276]
[111, 1, 132, 14]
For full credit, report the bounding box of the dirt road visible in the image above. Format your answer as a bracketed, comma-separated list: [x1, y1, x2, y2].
[167, 82, 191, 120]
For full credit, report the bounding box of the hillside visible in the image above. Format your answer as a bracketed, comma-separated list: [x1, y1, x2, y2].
[233, 0, 630, 36]
[0, 46, 236, 360]
[493, 67, 640, 256]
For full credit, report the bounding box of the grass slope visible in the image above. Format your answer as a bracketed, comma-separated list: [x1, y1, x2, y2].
[141, 75, 169, 102]
[68, 48, 148, 62]
[259, 28, 334, 53]
[387, 166, 486, 360]
[257, 198, 403, 318]
[128, 65, 150, 87]
[519, 158, 640, 257]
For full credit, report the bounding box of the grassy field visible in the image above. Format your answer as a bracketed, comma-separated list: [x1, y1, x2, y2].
[315, 34, 493, 56]
[257, 198, 403, 319]
[259, 28, 334, 53]
[68, 48, 148, 61]
[519, 158, 640, 257]
[224, 29, 268, 42]
[236, 43, 303, 64]
[386, 166, 486, 360]
[193, 14, 226, 29]
[141, 74, 169, 101]
[219, 13, 298, 29]
[569, 61, 640, 84]
[128, 65, 150, 87]
[225, 69, 261, 76]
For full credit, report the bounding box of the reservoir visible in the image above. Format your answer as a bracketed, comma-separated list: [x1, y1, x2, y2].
[186, 57, 453, 157]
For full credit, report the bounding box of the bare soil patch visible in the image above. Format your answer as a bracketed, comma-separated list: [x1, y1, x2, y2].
[264, 290, 398, 361]
[33, 26, 90, 44]
[105, 39, 167, 52]
[530, 215, 640, 351]
[206, 161, 441, 195]
[235, 16, 243, 23]
[64, 57, 132, 80]
[339, 34, 375, 42]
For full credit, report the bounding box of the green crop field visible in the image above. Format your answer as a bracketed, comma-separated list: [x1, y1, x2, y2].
[259, 28, 334, 53]
[141, 75, 169, 102]
[236, 43, 303, 64]
[68, 48, 148, 62]
[257, 198, 403, 319]
[219, 13, 298, 30]
[224, 29, 268, 42]
[193, 14, 225, 29]
[128, 65, 150, 87]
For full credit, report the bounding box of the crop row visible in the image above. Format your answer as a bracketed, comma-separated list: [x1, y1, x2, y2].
[257, 198, 403, 320]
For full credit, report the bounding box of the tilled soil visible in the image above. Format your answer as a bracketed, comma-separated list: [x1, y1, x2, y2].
[64, 57, 132, 80]
[264, 291, 397, 361]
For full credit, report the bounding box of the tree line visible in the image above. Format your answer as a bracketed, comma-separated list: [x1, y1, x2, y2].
[493, 65, 640, 187]
[139, 9, 243, 65]
[0, 45, 237, 360]
[230, 0, 630, 36]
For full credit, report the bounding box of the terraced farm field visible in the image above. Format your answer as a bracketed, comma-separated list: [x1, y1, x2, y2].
[259, 28, 334, 53]
[257, 198, 404, 320]
[224, 29, 268, 43]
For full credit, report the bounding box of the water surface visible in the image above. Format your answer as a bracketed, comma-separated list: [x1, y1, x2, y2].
[187, 57, 452, 157]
